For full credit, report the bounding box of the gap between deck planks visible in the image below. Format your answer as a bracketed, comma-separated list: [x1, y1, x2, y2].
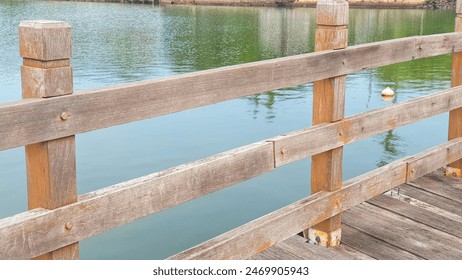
[250, 170, 462, 260]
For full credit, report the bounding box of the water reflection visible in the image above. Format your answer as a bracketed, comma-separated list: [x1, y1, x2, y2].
[376, 130, 406, 167]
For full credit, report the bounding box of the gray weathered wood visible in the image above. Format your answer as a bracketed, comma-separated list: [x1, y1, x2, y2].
[1, 33, 462, 151]
[0, 141, 273, 259]
[252, 234, 371, 260]
[343, 203, 462, 259]
[277, 235, 371, 260]
[368, 194, 462, 238]
[341, 224, 421, 260]
[410, 175, 462, 203]
[397, 184, 462, 217]
[424, 169, 462, 188]
[248, 245, 303, 260]
[271, 88, 462, 166]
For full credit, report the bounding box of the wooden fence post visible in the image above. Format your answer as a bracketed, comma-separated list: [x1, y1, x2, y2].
[307, 0, 348, 247]
[447, 0, 462, 178]
[19, 20, 79, 260]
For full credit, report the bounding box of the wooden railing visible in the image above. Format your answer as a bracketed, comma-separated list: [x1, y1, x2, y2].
[1, 0, 462, 259]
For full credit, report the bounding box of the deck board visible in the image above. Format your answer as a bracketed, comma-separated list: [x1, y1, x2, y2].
[341, 224, 422, 260]
[251, 170, 462, 260]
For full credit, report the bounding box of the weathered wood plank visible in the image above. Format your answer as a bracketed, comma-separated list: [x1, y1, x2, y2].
[248, 245, 303, 260]
[410, 175, 462, 203]
[277, 235, 372, 260]
[384, 188, 462, 223]
[1, 33, 462, 151]
[406, 138, 462, 181]
[341, 224, 421, 260]
[271, 88, 462, 166]
[308, 0, 348, 247]
[168, 158, 409, 259]
[423, 169, 462, 188]
[397, 184, 462, 217]
[0, 141, 274, 259]
[343, 203, 462, 259]
[368, 194, 462, 238]
[253, 234, 371, 260]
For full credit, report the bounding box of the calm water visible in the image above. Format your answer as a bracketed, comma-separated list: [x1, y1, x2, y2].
[0, 1, 455, 259]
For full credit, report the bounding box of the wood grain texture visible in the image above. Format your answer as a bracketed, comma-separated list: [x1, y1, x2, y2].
[271, 87, 462, 167]
[25, 137, 77, 210]
[341, 224, 421, 260]
[397, 184, 462, 217]
[343, 203, 462, 259]
[19, 21, 72, 61]
[21, 65, 73, 98]
[252, 234, 371, 260]
[2, 33, 462, 151]
[0, 142, 274, 259]
[368, 194, 462, 238]
[410, 177, 462, 203]
[316, 0, 349, 26]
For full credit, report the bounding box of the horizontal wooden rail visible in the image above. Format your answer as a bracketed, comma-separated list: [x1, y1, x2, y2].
[0, 142, 273, 259]
[169, 138, 462, 260]
[1, 32, 461, 151]
[271, 86, 462, 166]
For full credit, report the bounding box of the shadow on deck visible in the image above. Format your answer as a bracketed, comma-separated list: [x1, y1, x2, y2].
[251, 169, 462, 260]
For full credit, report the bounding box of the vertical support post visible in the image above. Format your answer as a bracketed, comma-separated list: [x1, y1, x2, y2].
[19, 20, 79, 260]
[307, 0, 348, 247]
[447, 0, 462, 178]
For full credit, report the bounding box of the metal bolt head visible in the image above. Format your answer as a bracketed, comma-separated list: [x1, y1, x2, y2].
[60, 112, 69, 121]
[65, 222, 73, 230]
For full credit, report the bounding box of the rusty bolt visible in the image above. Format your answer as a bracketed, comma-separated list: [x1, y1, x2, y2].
[60, 112, 70, 121]
[65, 222, 73, 230]
[281, 147, 287, 155]
[315, 236, 321, 244]
[411, 168, 415, 173]
[338, 131, 343, 136]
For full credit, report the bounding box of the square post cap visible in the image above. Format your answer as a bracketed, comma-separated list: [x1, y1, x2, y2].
[316, 0, 349, 26]
[19, 20, 72, 61]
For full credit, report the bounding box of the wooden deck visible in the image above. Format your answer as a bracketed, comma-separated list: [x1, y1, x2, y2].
[251, 169, 462, 260]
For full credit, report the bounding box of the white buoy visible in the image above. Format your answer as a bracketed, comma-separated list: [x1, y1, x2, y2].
[381, 87, 395, 97]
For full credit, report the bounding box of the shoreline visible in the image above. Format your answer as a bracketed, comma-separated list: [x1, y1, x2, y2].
[55, 0, 456, 10]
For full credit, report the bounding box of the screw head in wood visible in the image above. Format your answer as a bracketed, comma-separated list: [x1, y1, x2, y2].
[60, 112, 69, 120]
[65, 222, 73, 230]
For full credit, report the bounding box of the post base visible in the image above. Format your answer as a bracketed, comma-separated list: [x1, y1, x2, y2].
[445, 166, 462, 178]
[306, 227, 341, 247]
